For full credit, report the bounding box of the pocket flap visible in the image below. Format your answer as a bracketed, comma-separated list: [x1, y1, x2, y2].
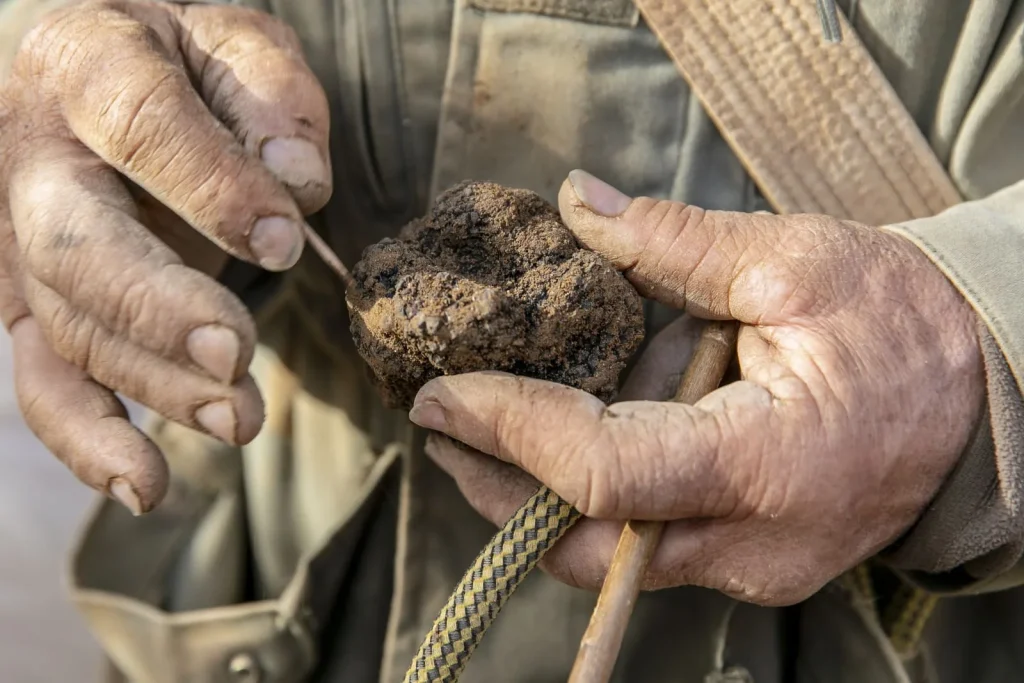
[468, 0, 639, 27]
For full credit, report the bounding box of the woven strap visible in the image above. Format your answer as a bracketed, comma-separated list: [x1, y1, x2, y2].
[635, 0, 962, 224]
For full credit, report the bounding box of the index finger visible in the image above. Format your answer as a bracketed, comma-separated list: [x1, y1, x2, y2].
[176, 3, 333, 212]
[26, 3, 308, 271]
[409, 372, 777, 522]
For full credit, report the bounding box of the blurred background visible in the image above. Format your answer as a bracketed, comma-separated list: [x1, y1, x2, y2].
[0, 1, 107, 679]
[0, 331, 103, 681]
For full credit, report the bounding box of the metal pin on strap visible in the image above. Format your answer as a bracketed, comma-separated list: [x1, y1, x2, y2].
[816, 0, 842, 43]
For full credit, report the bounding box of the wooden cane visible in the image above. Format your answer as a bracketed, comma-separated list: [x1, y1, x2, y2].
[567, 320, 740, 683]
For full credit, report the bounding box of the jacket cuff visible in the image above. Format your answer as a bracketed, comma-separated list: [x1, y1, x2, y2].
[883, 321, 1024, 594]
[881, 181, 1024, 594]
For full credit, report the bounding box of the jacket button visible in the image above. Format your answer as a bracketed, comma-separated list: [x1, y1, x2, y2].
[228, 653, 262, 682]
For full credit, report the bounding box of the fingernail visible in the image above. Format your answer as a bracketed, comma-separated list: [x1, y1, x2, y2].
[195, 400, 238, 444]
[409, 398, 448, 432]
[261, 137, 330, 188]
[250, 216, 304, 271]
[568, 169, 633, 217]
[109, 477, 143, 517]
[186, 324, 239, 383]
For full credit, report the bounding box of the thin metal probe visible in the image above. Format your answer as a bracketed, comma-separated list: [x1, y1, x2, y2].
[301, 223, 355, 289]
[816, 0, 843, 43]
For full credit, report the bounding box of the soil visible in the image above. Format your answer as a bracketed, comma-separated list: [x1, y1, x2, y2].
[346, 181, 646, 409]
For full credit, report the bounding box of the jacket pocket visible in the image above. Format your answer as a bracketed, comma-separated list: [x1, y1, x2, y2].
[430, 0, 697, 206]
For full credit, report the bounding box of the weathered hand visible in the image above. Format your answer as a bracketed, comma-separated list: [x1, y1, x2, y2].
[0, 1, 331, 513]
[410, 170, 986, 606]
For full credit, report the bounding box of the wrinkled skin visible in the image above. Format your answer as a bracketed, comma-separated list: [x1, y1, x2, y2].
[0, 1, 332, 514]
[412, 170, 986, 607]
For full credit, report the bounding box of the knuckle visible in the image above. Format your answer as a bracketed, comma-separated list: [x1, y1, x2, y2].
[93, 69, 185, 170]
[110, 272, 157, 334]
[17, 4, 84, 65]
[38, 288, 103, 374]
[636, 199, 706, 265]
[492, 399, 529, 461]
[738, 219, 839, 319]
[567, 426, 620, 519]
[700, 411, 749, 517]
[179, 154, 256, 234]
[14, 2, 120, 83]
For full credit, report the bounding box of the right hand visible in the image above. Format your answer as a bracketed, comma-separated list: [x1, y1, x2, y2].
[0, 1, 333, 514]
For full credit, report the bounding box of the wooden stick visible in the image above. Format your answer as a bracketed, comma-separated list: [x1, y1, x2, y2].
[302, 222, 355, 289]
[567, 320, 740, 683]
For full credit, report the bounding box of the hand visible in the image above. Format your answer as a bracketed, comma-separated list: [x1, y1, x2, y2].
[0, 1, 332, 514]
[409, 170, 985, 606]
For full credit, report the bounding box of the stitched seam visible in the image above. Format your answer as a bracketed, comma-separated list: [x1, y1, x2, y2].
[690, 12, 828, 213]
[708, 0, 854, 216]
[784, 2, 946, 214]
[468, 0, 638, 24]
[763, 0, 920, 219]
[640, 2, 811, 213]
[794, 0, 957, 214]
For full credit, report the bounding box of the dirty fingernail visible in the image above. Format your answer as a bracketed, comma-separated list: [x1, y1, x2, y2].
[186, 325, 239, 383]
[261, 137, 330, 189]
[195, 400, 238, 444]
[251, 216, 304, 270]
[409, 398, 448, 432]
[109, 477, 143, 516]
[568, 169, 633, 217]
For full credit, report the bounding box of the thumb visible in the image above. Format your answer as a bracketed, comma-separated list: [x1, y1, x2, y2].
[558, 170, 792, 321]
[409, 371, 775, 521]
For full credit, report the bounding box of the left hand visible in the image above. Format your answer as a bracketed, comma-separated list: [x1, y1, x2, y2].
[408, 170, 986, 606]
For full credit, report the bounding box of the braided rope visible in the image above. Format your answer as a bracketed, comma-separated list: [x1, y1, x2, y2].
[403, 485, 581, 682]
[884, 583, 939, 658]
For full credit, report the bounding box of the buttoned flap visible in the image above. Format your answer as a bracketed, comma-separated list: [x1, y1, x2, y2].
[71, 591, 314, 683]
[70, 443, 403, 683]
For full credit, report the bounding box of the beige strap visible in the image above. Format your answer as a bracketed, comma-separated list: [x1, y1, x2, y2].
[635, 0, 962, 224]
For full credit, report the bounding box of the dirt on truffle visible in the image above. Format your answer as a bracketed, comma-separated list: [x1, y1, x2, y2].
[346, 181, 646, 410]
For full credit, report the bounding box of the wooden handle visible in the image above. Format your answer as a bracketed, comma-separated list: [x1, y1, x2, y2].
[567, 320, 739, 683]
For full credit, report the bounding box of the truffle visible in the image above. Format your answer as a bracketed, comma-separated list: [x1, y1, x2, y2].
[347, 181, 645, 409]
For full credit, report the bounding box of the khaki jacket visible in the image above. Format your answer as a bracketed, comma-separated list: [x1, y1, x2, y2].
[3, 1, 1024, 682]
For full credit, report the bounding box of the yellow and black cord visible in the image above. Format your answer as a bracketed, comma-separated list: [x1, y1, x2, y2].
[405, 493, 941, 681]
[403, 485, 580, 683]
